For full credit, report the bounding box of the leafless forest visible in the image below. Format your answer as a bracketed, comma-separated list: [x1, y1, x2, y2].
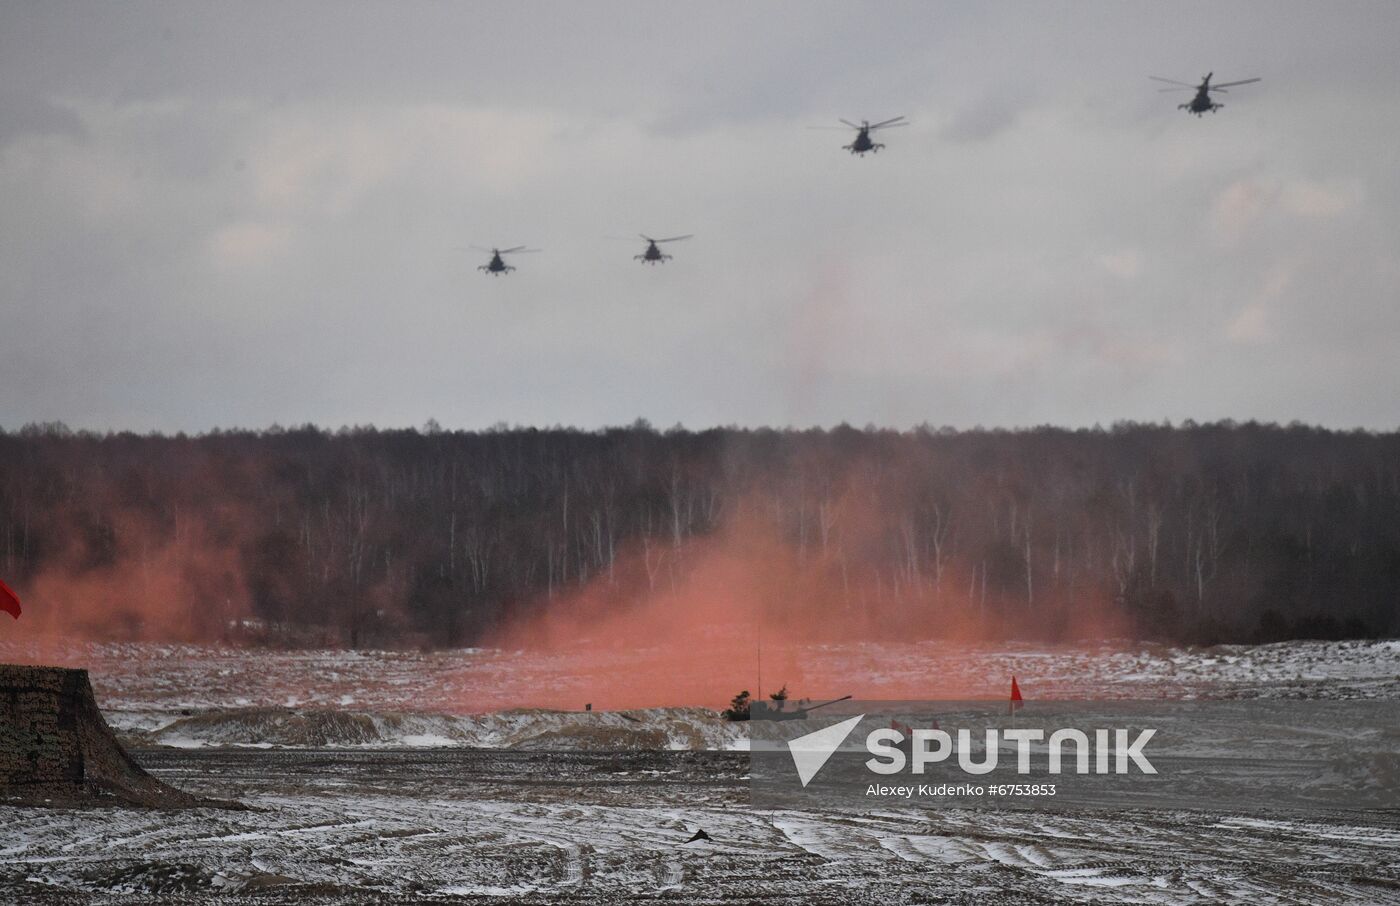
[2, 420, 1396, 647]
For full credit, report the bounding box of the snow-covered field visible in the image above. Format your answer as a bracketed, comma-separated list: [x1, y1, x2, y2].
[3, 637, 1397, 747]
[3, 748, 1398, 904]
[134, 706, 748, 752]
[2, 639, 1398, 903]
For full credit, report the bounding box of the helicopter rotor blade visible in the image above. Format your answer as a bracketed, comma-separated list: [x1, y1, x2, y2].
[807, 125, 855, 130]
[869, 121, 909, 131]
[652, 235, 692, 243]
[1212, 78, 1260, 89]
[467, 245, 496, 252]
[869, 116, 906, 129]
[499, 245, 529, 254]
[1149, 76, 1196, 87]
[838, 118, 861, 129]
[1157, 87, 1195, 92]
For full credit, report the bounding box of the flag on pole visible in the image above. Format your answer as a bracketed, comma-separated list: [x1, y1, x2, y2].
[0, 579, 20, 620]
[1009, 676, 1024, 715]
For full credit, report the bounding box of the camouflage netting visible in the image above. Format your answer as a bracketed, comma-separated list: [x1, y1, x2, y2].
[0, 664, 238, 808]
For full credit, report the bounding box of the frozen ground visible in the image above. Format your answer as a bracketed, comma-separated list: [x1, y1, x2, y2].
[2, 638, 1398, 739]
[129, 706, 748, 752]
[3, 748, 1399, 904]
[1, 639, 1398, 902]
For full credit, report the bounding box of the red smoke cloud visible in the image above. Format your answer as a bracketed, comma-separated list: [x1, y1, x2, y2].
[487, 499, 1126, 710]
[3, 509, 248, 647]
[2, 449, 1128, 711]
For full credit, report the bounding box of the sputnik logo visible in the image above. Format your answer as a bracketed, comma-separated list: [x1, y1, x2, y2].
[786, 714, 865, 787]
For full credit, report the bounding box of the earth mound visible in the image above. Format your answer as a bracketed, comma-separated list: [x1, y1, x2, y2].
[0, 663, 238, 808]
[140, 705, 747, 751]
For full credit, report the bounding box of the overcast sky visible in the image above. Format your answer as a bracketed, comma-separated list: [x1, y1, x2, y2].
[2, 1, 1399, 433]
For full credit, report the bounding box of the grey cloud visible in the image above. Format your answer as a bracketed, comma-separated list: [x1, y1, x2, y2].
[0, 93, 85, 144]
[2, 1, 1400, 433]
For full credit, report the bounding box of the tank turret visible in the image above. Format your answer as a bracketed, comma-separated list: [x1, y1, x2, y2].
[748, 694, 853, 722]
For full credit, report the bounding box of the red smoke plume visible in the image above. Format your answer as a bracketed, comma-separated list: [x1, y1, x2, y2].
[4, 509, 248, 644]
[487, 499, 1126, 710]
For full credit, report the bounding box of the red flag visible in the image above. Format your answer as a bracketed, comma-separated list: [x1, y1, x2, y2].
[0, 579, 20, 620]
[892, 718, 939, 735]
[1009, 676, 1024, 715]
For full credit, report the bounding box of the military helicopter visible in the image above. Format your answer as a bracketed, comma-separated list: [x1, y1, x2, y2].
[1150, 73, 1260, 116]
[471, 245, 539, 275]
[628, 234, 692, 264]
[812, 116, 907, 155]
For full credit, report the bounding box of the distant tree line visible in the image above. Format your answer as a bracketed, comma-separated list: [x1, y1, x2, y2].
[1, 420, 1397, 646]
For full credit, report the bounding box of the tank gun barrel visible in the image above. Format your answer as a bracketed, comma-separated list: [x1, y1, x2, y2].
[800, 694, 853, 713]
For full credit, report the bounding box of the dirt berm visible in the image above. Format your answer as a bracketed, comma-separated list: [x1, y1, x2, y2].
[0, 663, 239, 808]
